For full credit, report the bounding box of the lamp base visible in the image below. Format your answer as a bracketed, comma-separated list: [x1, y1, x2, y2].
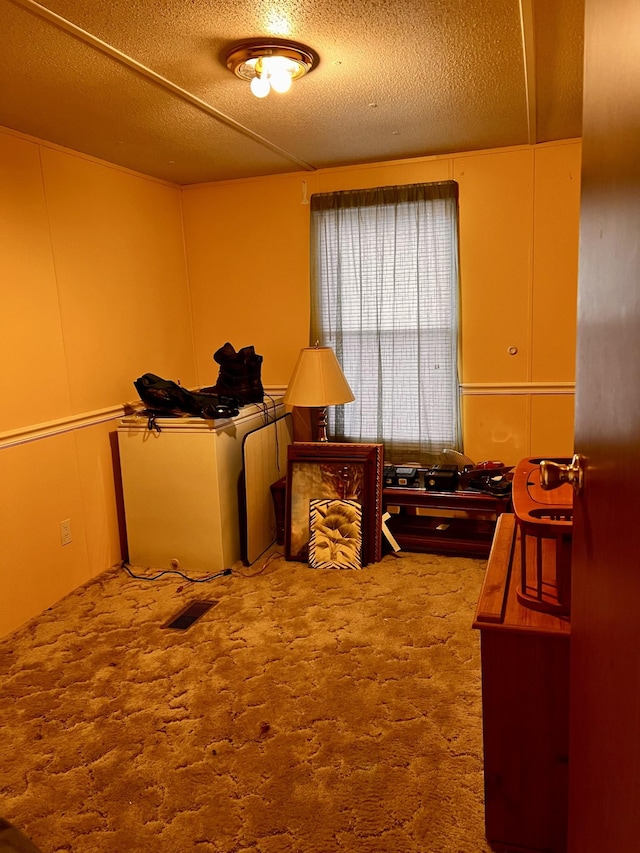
[316, 407, 329, 441]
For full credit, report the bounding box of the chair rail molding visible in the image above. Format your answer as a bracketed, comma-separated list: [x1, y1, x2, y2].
[0, 386, 287, 450]
[460, 381, 575, 396]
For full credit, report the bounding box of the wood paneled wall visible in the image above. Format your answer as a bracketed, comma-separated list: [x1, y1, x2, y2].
[183, 139, 581, 465]
[1, 127, 581, 637]
[0, 129, 194, 636]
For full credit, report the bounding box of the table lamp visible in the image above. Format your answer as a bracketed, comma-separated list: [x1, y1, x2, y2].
[283, 345, 355, 441]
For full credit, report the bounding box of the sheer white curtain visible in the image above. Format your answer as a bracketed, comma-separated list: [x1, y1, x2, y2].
[310, 181, 461, 464]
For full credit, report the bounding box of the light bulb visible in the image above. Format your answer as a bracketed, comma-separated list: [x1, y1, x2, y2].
[250, 75, 270, 98]
[270, 68, 292, 93]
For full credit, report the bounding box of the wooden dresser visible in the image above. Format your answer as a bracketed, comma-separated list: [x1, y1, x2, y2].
[473, 512, 570, 853]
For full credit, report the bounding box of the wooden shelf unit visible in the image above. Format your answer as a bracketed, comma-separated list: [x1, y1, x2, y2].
[382, 486, 510, 557]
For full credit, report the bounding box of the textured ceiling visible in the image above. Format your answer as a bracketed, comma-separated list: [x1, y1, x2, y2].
[1, 0, 584, 185]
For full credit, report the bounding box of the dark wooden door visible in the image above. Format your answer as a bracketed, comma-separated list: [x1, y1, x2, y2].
[569, 0, 640, 848]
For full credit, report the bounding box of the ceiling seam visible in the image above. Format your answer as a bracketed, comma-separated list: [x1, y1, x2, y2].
[519, 0, 538, 145]
[10, 0, 317, 173]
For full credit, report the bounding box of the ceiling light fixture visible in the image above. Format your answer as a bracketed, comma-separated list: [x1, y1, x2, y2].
[225, 39, 319, 99]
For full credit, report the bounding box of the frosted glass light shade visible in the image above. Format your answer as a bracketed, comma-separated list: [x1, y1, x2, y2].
[225, 40, 319, 99]
[283, 347, 354, 407]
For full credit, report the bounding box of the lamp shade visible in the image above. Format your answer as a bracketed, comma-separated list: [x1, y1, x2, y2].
[283, 347, 354, 407]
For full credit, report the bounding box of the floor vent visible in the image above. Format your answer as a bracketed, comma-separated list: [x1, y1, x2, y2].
[163, 600, 218, 630]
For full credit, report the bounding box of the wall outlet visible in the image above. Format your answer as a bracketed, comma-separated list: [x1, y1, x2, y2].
[60, 518, 72, 546]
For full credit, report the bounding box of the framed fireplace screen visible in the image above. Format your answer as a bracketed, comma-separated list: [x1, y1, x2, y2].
[285, 442, 384, 565]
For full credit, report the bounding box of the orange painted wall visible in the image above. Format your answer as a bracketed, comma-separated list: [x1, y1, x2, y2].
[459, 142, 580, 462]
[1, 125, 581, 638]
[0, 127, 194, 637]
[182, 174, 311, 388]
[183, 139, 581, 464]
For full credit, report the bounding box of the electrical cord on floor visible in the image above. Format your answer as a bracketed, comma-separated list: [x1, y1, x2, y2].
[122, 546, 283, 583]
[121, 561, 232, 583]
[232, 550, 283, 578]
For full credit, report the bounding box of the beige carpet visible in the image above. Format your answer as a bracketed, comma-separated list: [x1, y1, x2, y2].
[0, 549, 492, 853]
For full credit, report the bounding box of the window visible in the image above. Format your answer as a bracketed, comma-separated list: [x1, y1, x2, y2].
[310, 181, 461, 464]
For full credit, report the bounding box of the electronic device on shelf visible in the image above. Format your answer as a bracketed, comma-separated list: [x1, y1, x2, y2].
[423, 464, 459, 491]
[384, 465, 419, 487]
[384, 454, 514, 496]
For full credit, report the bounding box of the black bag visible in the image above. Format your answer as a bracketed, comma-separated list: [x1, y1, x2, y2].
[134, 373, 240, 420]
